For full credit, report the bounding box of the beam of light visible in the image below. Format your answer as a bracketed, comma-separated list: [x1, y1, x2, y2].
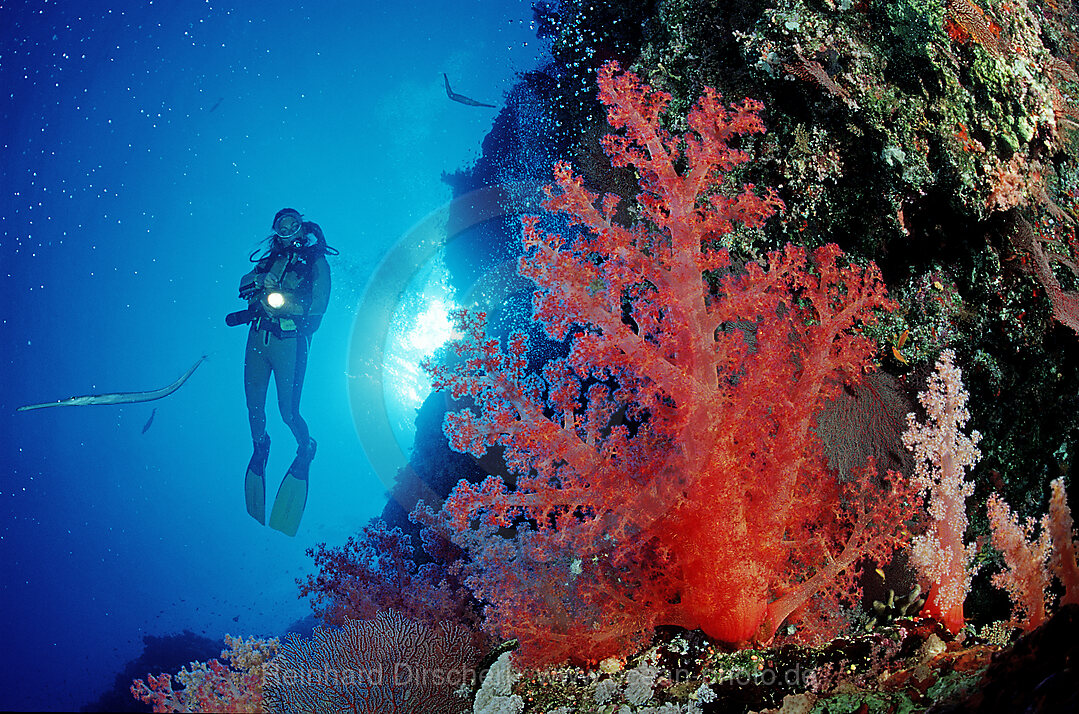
[405, 298, 460, 354]
[386, 296, 460, 411]
[378, 259, 462, 454]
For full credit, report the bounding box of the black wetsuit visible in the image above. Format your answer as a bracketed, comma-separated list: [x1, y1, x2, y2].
[241, 245, 330, 448]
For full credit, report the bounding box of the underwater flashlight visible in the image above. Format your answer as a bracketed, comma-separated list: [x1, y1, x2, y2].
[225, 306, 257, 327]
[266, 291, 286, 309]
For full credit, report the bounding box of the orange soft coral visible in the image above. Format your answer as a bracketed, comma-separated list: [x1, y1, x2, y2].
[1048, 478, 1079, 604]
[986, 492, 1051, 630]
[985, 477, 1079, 629]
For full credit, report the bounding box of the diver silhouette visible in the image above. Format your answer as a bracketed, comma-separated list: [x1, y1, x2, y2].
[228, 208, 336, 535]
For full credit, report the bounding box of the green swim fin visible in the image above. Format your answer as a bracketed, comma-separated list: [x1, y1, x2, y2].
[268, 438, 316, 537]
[245, 434, 270, 525]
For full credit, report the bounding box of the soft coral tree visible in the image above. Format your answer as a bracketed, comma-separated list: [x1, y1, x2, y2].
[131, 635, 279, 713]
[299, 520, 479, 636]
[417, 62, 920, 666]
[902, 350, 982, 634]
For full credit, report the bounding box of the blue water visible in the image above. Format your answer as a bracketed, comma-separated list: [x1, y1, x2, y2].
[0, 1, 546, 709]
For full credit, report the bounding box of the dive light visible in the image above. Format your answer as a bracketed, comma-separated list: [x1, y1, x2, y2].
[225, 307, 256, 327]
[226, 289, 287, 327]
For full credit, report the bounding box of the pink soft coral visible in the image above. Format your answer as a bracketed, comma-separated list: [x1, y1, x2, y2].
[417, 62, 920, 666]
[902, 349, 982, 634]
[131, 635, 278, 713]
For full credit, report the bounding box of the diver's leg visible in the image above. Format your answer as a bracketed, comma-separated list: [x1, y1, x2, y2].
[243, 328, 273, 524]
[244, 327, 272, 441]
[266, 332, 315, 536]
[270, 333, 311, 449]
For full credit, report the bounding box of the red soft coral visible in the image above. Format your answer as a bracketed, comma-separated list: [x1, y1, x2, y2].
[418, 62, 919, 666]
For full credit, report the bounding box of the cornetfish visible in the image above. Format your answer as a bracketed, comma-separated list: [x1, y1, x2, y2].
[443, 73, 496, 108]
[17, 356, 207, 411]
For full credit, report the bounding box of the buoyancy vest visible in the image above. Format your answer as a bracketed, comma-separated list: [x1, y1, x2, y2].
[243, 247, 323, 337]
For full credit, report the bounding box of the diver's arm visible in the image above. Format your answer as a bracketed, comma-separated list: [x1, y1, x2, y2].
[239, 266, 270, 318]
[239, 267, 263, 298]
[303, 255, 331, 333]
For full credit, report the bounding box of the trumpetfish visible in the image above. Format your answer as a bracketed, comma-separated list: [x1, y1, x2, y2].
[17, 356, 207, 411]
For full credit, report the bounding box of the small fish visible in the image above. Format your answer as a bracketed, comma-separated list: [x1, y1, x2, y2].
[18, 356, 206, 411]
[443, 73, 496, 108]
[141, 407, 157, 434]
[208, 97, 224, 113]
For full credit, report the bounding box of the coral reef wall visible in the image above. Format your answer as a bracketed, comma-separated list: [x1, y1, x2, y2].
[441, 0, 1079, 533]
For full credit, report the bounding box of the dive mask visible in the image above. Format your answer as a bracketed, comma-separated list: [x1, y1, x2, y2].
[273, 213, 303, 241]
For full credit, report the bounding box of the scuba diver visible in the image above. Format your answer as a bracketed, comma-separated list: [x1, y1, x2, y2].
[227, 208, 336, 536]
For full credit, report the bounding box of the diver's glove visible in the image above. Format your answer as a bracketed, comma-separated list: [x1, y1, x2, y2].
[239, 268, 272, 300]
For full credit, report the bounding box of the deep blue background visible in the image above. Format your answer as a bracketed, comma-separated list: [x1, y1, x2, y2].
[0, 1, 546, 709]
